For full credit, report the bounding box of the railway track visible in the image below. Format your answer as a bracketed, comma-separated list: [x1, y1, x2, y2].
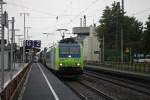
[73, 69, 150, 100]
[65, 80, 115, 100]
[84, 70, 150, 96]
[62, 67, 150, 100]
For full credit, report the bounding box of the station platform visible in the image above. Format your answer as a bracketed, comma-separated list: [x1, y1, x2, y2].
[85, 64, 150, 81]
[20, 63, 81, 100]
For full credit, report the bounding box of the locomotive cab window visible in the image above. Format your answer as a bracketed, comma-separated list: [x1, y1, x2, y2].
[59, 44, 80, 58]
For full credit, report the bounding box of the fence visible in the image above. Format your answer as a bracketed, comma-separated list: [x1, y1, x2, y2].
[0, 63, 31, 100]
[86, 61, 150, 74]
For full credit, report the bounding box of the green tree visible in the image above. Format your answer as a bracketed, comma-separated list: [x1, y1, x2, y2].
[96, 2, 143, 62]
[143, 15, 150, 54]
[123, 16, 143, 52]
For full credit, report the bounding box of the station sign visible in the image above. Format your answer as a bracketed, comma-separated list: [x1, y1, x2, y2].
[25, 40, 41, 49]
[34, 40, 41, 48]
[25, 40, 33, 49]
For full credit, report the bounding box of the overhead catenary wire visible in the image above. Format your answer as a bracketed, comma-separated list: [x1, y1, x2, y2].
[132, 7, 150, 15]
[63, 0, 102, 28]
[7, 1, 85, 17]
[7, 0, 93, 31]
[7, 0, 101, 26]
[7, 1, 56, 16]
[6, 1, 60, 35]
[7, 1, 150, 26]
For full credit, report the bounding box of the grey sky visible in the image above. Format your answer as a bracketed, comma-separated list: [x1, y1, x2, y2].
[4, 0, 150, 49]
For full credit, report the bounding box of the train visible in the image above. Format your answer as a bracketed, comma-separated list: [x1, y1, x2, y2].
[40, 38, 84, 77]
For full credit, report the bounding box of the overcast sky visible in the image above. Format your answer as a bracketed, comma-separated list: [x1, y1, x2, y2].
[4, 0, 150, 49]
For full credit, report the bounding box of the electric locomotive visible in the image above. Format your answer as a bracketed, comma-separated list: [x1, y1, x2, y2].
[45, 38, 83, 77]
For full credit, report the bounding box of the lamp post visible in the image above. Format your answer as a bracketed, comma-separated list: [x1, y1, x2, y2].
[99, 38, 103, 64]
[121, 0, 124, 63]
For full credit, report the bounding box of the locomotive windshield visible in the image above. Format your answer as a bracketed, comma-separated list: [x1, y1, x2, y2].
[59, 44, 80, 58]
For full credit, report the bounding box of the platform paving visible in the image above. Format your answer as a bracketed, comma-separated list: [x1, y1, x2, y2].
[21, 63, 81, 100]
[85, 64, 150, 79]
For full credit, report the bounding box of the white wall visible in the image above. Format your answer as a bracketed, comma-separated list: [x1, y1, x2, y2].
[83, 26, 100, 62]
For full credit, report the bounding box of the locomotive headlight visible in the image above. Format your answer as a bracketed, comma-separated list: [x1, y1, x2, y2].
[60, 63, 63, 66]
[68, 55, 71, 58]
[77, 63, 80, 66]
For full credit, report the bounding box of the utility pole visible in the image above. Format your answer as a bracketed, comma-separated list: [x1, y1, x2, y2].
[122, 0, 124, 13]
[20, 13, 29, 63]
[83, 15, 86, 27]
[10, 17, 14, 80]
[7, 20, 10, 44]
[121, 0, 124, 63]
[102, 33, 105, 64]
[80, 18, 82, 27]
[99, 38, 102, 64]
[0, 0, 6, 89]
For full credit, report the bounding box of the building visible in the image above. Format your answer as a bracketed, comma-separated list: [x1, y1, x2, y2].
[73, 26, 100, 63]
[83, 26, 100, 63]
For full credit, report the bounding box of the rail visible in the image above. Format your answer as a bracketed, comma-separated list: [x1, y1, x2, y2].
[0, 63, 31, 100]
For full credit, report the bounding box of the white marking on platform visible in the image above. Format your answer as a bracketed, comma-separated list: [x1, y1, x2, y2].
[37, 63, 59, 100]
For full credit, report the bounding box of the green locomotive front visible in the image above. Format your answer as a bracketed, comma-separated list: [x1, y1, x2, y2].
[46, 38, 83, 76]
